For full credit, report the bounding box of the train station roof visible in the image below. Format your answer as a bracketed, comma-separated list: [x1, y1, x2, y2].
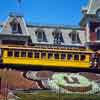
[82, 0, 100, 15]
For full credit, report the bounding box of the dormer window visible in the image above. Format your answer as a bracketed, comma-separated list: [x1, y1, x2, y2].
[10, 18, 22, 34]
[69, 30, 81, 44]
[52, 29, 64, 45]
[35, 29, 47, 42]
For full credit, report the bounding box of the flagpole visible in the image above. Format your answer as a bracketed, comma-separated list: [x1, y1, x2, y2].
[16, 0, 22, 15]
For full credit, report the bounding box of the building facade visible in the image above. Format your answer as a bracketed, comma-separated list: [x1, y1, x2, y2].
[0, 0, 99, 51]
[80, 0, 100, 50]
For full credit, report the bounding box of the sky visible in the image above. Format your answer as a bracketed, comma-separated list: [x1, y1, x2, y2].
[0, 0, 88, 26]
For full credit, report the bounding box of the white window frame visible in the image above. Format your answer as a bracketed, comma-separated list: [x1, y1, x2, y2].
[35, 29, 46, 42]
[52, 30, 64, 45]
[70, 31, 80, 44]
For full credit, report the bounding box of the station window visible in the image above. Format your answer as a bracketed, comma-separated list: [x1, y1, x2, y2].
[10, 18, 22, 34]
[41, 52, 46, 59]
[48, 52, 53, 59]
[80, 55, 86, 61]
[8, 51, 13, 57]
[67, 54, 73, 60]
[35, 29, 47, 42]
[74, 54, 79, 60]
[61, 53, 66, 60]
[54, 53, 59, 59]
[28, 51, 33, 58]
[21, 51, 26, 57]
[69, 30, 81, 44]
[14, 51, 19, 57]
[34, 52, 39, 59]
[52, 29, 64, 45]
[95, 27, 100, 40]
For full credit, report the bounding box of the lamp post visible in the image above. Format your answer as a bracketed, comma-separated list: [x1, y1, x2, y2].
[2, 69, 8, 100]
[57, 80, 61, 100]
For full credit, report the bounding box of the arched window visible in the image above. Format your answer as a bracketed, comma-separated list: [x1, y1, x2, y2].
[10, 18, 22, 34]
[69, 30, 81, 44]
[95, 27, 100, 40]
[52, 29, 64, 45]
[35, 29, 47, 42]
[96, 9, 100, 18]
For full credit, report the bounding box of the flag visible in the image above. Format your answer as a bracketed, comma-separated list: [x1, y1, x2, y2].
[17, 0, 22, 4]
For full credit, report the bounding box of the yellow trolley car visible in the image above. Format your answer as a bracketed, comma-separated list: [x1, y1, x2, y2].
[0, 45, 97, 71]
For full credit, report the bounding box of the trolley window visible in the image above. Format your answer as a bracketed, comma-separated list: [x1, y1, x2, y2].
[80, 55, 86, 61]
[34, 52, 39, 59]
[14, 51, 19, 57]
[74, 54, 79, 60]
[41, 52, 46, 59]
[21, 51, 26, 57]
[54, 53, 59, 59]
[28, 51, 33, 58]
[67, 54, 73, 60]
[8, 50, 13, 57]
[48, 52, 53, 59]
[61, 53, 66, 60]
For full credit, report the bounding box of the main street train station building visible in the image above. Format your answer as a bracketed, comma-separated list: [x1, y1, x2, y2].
[0, 0, 99, 51]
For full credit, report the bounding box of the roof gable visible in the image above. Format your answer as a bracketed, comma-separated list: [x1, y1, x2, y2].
[0, 13, 29, 36]
[87, 0, 100, 14]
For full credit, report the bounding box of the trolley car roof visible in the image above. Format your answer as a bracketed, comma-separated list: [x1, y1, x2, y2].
[0, 45, 94, 53]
